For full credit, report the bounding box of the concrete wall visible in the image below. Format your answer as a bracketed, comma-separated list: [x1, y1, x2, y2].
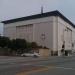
[57, 17, 75, 55]
[52, 16, 58, 52]
[39, 49, 50, 57]
[4, 16, 54, 49]
[4, 25, 16, 39]
[52, 16, 75, 56]
[16, 24, 33, 42]
[34, 21, 53, 49]
[4, 15, 75, 56]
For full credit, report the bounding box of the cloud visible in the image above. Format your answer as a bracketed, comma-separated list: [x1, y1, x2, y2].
[0, 0, 60, 21]
[0, 0, 75, 22]
[0, 0, 75, 34]
[58, 0, 75, 23]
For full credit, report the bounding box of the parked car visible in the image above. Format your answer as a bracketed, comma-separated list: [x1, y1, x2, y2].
[21, 52, 40, 57]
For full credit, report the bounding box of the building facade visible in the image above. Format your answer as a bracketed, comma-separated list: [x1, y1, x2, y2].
[2, 10, 75, 56]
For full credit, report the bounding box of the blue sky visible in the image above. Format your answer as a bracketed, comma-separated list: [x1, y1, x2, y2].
[0, 0, 75, 35]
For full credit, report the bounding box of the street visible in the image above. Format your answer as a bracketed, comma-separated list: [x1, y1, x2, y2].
[0, 56, 75, 75]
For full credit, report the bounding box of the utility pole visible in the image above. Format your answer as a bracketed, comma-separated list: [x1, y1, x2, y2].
[41, 6, 43, 14]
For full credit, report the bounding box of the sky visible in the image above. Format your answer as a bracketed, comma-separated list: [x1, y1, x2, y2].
[0, 0, 75, 35]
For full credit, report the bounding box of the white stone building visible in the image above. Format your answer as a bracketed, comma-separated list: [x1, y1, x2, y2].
[2, 10, 75, 56]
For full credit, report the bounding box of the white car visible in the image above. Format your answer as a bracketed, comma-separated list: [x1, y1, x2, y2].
[21, 52, 40, 57]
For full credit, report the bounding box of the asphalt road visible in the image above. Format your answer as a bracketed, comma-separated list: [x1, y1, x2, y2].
[0, 56, 75, 75]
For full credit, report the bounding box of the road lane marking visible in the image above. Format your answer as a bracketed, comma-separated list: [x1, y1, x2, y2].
[16, 64, 75, 75]
[38, 64, 75, 71]
[16, 67, 49, 75]
[34, 64, 55, 68]
[16, 64, 55, 75]
[50, 66, 75, 70]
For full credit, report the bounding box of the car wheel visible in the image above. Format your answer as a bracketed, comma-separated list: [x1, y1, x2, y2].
[33, 55, 38, 58]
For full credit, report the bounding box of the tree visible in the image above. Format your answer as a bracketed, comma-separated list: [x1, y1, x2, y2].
[0, 36, 39, 55]
[9, 39, 27, 54]
[0, 36, 10, 48]
[30, 42, 38, 49]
